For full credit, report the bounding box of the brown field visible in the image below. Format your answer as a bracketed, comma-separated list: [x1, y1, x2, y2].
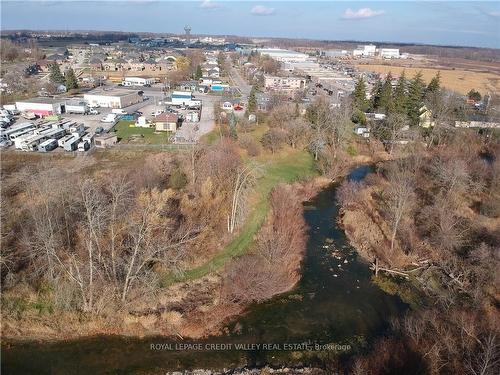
[355, 58, 500, 96]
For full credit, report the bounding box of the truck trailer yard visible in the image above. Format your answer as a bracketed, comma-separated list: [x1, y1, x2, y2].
[1, 118, 97, 153]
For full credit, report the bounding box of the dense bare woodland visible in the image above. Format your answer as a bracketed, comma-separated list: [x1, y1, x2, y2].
[0, 134, 310, 338]
[339, 133, 500, 374]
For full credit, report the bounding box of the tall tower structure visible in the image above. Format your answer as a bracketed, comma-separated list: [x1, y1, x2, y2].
[184, 25, 192, 44]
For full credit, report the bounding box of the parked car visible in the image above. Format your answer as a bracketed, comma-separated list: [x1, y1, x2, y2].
[95, 126, 104, 134]
[89, 103, 101, 108]
[151, 110, 164, 116]
[88, 108, 100, 115]
[112, 109, 127, 115]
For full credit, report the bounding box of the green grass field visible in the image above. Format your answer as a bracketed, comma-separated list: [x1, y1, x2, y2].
[166, 148, 316, 285]
[199, 127, 221, 145]
[114, 121, 170, 144]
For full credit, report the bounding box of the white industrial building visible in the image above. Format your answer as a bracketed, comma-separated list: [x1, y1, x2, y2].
[122, 77, 155, 86]
[170, 91, 201, 107]
[379, 48, 400, 59]
[15, 98, 67, 117]
[352, 45, 377, 57]
[257, 48, 310, 63]
[84, 88, 142, 108]
[321, 50, 349, 58]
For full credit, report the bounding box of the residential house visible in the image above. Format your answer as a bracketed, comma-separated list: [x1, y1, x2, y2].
[256, 93, 271, 112]
[154, 112, 178, 132]
[419, 105, 435, 128]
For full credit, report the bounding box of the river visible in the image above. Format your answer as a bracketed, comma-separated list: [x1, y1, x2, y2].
[1, 165, 408, 374]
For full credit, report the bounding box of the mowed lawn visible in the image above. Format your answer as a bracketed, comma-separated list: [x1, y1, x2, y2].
[167, 147, 316, 284]
[114, 120, 170, 144]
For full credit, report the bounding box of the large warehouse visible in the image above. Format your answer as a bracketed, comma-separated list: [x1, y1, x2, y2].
[84, 88, 142, 108]
[257, 48, 310, 63]
[15, 98, 67, 117]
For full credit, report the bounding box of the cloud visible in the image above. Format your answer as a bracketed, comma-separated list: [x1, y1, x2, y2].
[342, 8, 385, 20]
[251, 5, 275, 16]
[487, 11, 500, 17]
[200, 0, 220, 10]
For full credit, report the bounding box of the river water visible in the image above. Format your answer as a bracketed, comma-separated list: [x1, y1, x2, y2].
[1, 165, 407, 374]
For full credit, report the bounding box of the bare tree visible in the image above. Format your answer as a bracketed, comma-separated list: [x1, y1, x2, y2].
[284, 117, 309, 148]
[120, 189, 173, 302]
[385, 160, 416, 255]
[261, 128, 286, 154]
[104, 173, 133, 281]
[466, 333, 500, 375]
[227, 163, 257, 234]
[374, 113, 409, 155]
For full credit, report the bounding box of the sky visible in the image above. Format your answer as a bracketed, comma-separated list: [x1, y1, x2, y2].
[1, 1, 499, 48]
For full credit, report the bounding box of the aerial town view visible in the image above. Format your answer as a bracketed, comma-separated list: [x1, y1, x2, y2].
[0, 1, 499, 374]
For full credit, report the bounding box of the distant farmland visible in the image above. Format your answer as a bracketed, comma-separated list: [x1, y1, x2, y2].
[355, 63, 500, 96]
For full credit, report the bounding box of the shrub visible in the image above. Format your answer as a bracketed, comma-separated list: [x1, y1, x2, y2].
[169, 168, 188, 190]
[239, 136, 261, 157]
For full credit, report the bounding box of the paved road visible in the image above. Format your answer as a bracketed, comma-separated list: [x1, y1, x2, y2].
[175, 92, 218, 142]
[228, 65, 252, 98]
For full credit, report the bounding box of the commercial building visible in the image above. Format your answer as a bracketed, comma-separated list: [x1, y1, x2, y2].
[84, 88, 142, 108]
[170, 91, 201, 107]
[353, 44, 377, 57]
[264, 75, 306, 91]
[122, 77, 156, 86]
[15, 98, 67, 117]
[379, 48, 400, 59]
[94, 133, 118, 148]
[257, 48, 310, 63]
[321, 50, 349, 58]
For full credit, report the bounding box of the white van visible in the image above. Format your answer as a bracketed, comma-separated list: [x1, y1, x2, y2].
[101, 114, 117, 123]
[112, 109, 127, 115]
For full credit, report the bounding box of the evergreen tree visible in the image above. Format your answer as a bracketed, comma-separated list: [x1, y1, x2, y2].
[407, 71, 426, 126]
[393, 71, 407, 114]
[379, 72, 394, 113]
[371, 77, 383, 110]
[351, 108, 367, 125]
[64, 67, 78, 90]
[229, 112, 238, 140]
[49, 63, 64, 85]
[467, 89, 481, 102]
[195, 65, 203, 80]
[426, 72, 441, 94]
[247, 85, 257, 113]
[352, 76, 368, 112]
